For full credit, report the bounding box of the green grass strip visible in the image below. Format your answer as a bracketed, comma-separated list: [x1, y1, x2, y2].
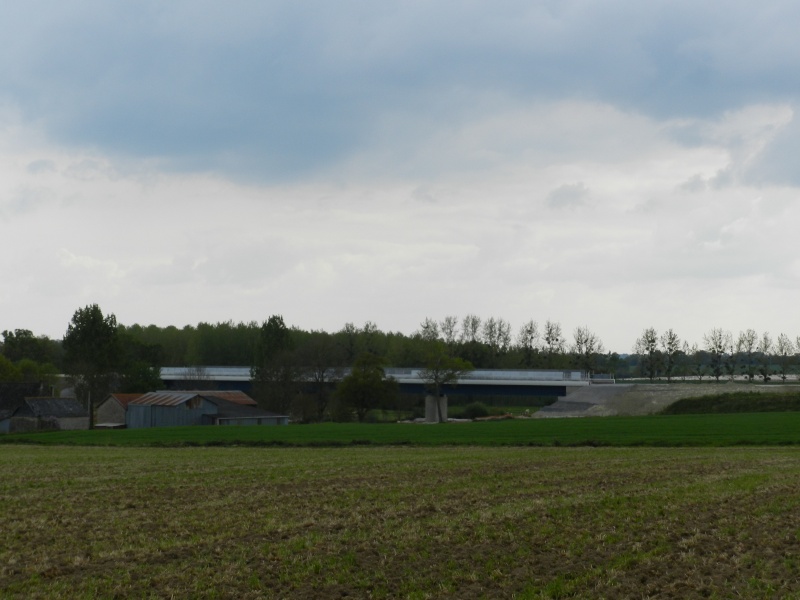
[4, 411, 800, 447]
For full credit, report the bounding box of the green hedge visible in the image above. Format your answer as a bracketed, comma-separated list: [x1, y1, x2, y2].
[661, 392, 800, 414]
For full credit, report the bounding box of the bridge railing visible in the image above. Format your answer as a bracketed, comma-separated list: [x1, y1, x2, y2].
[385, 368, 589, 382]
[161, 366, 592, 383]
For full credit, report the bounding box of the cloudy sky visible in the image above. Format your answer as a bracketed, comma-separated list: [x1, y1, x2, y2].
[2, 1, 800, 353]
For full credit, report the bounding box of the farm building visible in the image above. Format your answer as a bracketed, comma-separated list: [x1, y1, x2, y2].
[183, 390, 258, 406]
[126, 391, 288, 429]
[97, 390, 259, 428]
[0, 397, 89, 433]
[96, 393, 144, 427]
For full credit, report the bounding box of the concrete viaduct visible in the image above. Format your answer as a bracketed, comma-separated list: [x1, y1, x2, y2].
[160, 367, 605, 400]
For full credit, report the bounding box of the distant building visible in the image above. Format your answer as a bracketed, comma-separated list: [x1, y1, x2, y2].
[126, 391, 288, 429]
[182, 390, 258, 406]
[95, 393, 145, 428]
[97, 390, 260, 428]
[0, 397, 89, 434]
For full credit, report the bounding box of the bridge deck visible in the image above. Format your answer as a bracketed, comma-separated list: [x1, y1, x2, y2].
[160, 366, 591, 386]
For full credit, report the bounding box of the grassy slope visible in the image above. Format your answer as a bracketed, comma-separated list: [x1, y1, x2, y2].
[5, 411, 800, 447]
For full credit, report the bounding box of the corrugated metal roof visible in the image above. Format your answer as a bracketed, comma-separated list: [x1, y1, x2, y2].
[128, 392, 202, 407]
[129, 391, 257, 407]
[187, 390, 257, 406]
[108, 393, 144, 408]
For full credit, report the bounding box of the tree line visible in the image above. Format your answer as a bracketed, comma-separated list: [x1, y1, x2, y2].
[633, 326, 800, 383]
[5, 308, 800, 423]
[1, 314, 611, 381]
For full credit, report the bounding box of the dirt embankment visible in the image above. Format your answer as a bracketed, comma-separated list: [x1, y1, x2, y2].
[534, 382, 800, 418]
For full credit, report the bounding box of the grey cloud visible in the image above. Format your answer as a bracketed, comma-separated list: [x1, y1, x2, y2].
[412, 186, 438, 204]
[679, 174, 707, 193]
[710, 167, 735, 189]
[744, 116, 800, 186]
[3, 1, 800, 183]
[0, 186, 55, 218]
[547, 183, 588, 209]
[26, 159, 56, 174]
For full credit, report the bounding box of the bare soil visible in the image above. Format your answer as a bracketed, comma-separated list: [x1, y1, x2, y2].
[3, 446, 800, 598]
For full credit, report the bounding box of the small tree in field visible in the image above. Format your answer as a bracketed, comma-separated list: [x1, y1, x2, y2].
[418, 343, 473, 423]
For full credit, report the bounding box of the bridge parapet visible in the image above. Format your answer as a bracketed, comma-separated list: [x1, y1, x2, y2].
[384, 368, 589, 386]
[161, 366, 592, 387]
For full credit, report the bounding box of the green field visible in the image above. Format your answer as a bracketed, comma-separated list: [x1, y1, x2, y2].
[3, 445, 800, 598]
[6, 411, 800, 447]
[6, 414, 800, 597]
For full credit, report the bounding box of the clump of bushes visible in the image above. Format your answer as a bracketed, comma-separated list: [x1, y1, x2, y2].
[462, 402, 490, 420]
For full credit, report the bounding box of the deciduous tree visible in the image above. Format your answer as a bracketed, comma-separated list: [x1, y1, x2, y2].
[737, 329, 758, 381]
[703, 328, 729, 382]
[659, 329, 681, 382]
[296, 332, 345, 421]
[572, 326, 604, 375]
[63, 304, 121, 428]
[418, 343, 473, 423]
[775, 333, 794, 381]
[418, 318, 440, 342]
[517, 320, 540, 368]
[543, 320, 565, 367]
[757, 332, 773, 382]
[460, 314, 481, 344]
[634, 327, 660, 381]
[439, 316, 459, 351]
[251, 315, 298, 414]
[335, 353, 397, 421]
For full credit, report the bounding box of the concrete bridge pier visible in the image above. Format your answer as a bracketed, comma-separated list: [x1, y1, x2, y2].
[425, 394, 448, 423]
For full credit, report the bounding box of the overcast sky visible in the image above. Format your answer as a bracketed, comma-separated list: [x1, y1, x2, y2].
[2, 1, 800, 353]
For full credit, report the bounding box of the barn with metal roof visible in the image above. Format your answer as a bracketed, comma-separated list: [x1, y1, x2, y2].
[126, 392, 287, 429]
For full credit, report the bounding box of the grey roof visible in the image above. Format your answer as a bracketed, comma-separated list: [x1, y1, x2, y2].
[25, 398, 88, 419]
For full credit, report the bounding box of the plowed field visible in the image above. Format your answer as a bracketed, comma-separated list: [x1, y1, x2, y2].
[3, 446, 800, 598]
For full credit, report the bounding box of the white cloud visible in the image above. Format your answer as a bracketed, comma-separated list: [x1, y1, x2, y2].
[3, 4, 800, 352]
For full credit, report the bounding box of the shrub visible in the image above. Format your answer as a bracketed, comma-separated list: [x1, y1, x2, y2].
[462, 402, 489, 420]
